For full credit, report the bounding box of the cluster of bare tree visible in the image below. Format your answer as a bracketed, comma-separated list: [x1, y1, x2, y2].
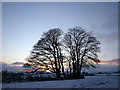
[24, 27, 101, 78]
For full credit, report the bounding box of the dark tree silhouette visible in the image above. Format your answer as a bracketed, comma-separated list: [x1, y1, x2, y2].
[24, 27, 100, 79]
[24, 28, 65, 78]
[63, 27, 100, 77]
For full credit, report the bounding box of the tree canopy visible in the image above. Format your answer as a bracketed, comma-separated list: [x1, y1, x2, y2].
[24, 27, 101, 78]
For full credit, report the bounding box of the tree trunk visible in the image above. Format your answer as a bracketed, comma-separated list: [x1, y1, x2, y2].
[56, 46, 61, 78]
[53, 45, 60, 78]
[59, 48, 66, 78]
[79, 49, 86, 76]
[61, 60, 66, 78]
[69, 60, 71, 78]
[76, 50, 80, 77]
[67, 69, 69, 78]
[73, 59, 76, 78]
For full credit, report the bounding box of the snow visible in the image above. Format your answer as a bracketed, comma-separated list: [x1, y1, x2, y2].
[2, 76, 118, 88]
[95, 73, 120, 76]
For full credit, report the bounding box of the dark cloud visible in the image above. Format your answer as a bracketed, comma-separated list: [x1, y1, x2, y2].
[11, 62, 24, 65]
[100, 13, 118, 31]
[111, 58, 119, 62]
[1, 62, 24, 72]
[89, 58, 119, 73]
[93, 64, 118, 73]
[90, 13, 118, 43]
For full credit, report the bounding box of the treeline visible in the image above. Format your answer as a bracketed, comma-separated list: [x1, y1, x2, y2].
[2, 70, 87, 83]
[2, 71, 25, 83]
[24, 27, 100, 79]
[2, 71, 56, 83]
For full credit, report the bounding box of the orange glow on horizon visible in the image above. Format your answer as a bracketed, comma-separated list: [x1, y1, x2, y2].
[10, 64, 23, 67]
[100, 61, 118, 65]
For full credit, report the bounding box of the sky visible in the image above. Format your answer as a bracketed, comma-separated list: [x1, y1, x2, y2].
[2, 2, 118, 64]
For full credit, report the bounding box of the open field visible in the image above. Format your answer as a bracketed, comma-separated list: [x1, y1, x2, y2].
[2, 76, 119, 88]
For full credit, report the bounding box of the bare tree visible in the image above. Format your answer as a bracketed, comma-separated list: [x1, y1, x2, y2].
[24, 27, 100, 79]
[63, 27, 100, 77]
[24, 28, 64, 78]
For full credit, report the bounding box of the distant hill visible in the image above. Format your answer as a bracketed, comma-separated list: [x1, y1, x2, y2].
[87, 58, 119, 73]
[0, 62, 24, 72]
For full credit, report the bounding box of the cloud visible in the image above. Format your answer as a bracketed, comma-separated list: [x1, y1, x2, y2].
[100, 58, 119, 65]
[11, 62, 24, 65]
[90, 13, 118, 43]
[1, 62, 25, 72]
[1, 58, 119, 73]
[88, 58, 119, 73]
[100, 14, 118, 31]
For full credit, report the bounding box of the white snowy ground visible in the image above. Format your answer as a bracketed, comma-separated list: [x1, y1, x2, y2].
[2, 76, 119, 88]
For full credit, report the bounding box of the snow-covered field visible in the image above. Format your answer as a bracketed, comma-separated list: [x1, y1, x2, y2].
[2, 76, 119, 88]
